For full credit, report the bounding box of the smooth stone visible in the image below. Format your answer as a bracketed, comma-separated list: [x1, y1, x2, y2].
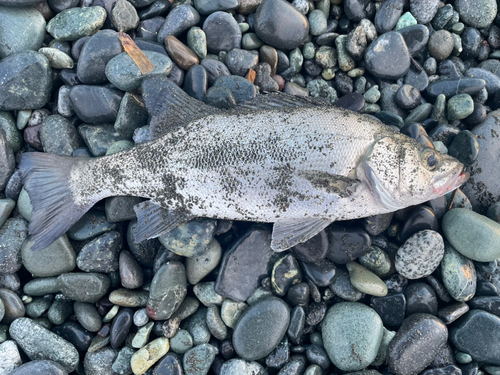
[152, 352, 183, 374]
[232, 297, 289, 360]
[370, 293, 406, 328]
[0, 341, 21, 375]
[22, 236, 76, 277]
[375, 0, 404, 34]
[441, 244, 476, 302]
[346, 262, 387, 296]
[220, 299, 248, 329]
[187, 27, 207, 59]
[114, 92, 148, 138]
[254, 0, 309, 50]
[158, 218, 216, 258]
[309, 9, 327, 36]
[442, 208, 500, 262]
[291, 230, 328, 263]
[447, 94, 474, 122]
[387, 314, 448, 375]
[271, 254, 302, 296]
[23, 277, 60, 296]
[397, 206, 439, 242]
[193, 281, 224, 306]
[130, 337, 169, 374]
[206, 304, 226, 340]
[112, 346, 135, 375]
[46, 6, 106, 41]
[25, 297, 52, 319]
[165, 35, 199, 71]
[220, 359, 266, 375]
[70, 86, 122, 125]
[409, 0, 439, 24]
[17, 188, 32, 221]
[9, 360, 68, 375]
[469, 296, 500, 316]
[105, 51, 172, 92]
[344, 0, 374, 22]
[78, 124, 127, 156]
[111, 0, 139, 32]
[450, 310, 500, 364]
[170, 329, 193, 354]
[147, 261, 187, 320]
[365, 32, 410, 80]
[136, 17, 164, 41]
[119, 250, 144, 289]
[358, 246, 391, 277]
[300, 259, 336, 287]
[426, 78, 486, 98]
[0, 6, 45, 58]
[39, 115, 81, 156]
[428, 30, 454, 61]
[186, 239, 221, 284]
[325, 225, 371, 264]
[225, 48, 259, 77]
[322, 302, 383, 371]
[110, 307, 133, 349]
[76, 231, 121, 273]
[77, 30, 124, 85]
[57, 273, 110, 302]
[0, 218, 27, 274]
[127, 220, 161, 268]
[465, 68, 500, 96]
[287, 306, 305, 344]
[156, 4, 200, 41]
[455, 0, 497, 28]
[215, 227, 276, 301]
[0, 289, 24, 324]
[335, 34, 356, 72]
[9, 318, 79, 372]
[38, 48, 73, 69]
[346, 26, 367, 61]
[84, 346, 118, 375]
[437, 302, 470, 324]
[74, 302, 102, 332]
[52, 321, 93, 352]
[404, 282, 438, 315]
[395, 230, 444, 279]
[426, 275, 453, 303]
[396, 84, 420, 109]
[182, 344, 218, 375]
[213, 75, 256, 102]
[201, 56, 231, 83]
[0, 52, 52, 111]
[0, 112, 21, 152]
[0, 131, 14, 193]
[203, 11, 241, 54]
[329, 267, 363, 301]
[109, 289, 148, 307]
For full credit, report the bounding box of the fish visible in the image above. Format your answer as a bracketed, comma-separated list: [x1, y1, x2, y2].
[19, 77, 469, 252]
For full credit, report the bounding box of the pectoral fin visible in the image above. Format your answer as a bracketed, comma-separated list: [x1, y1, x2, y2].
[298, 170, 361, 198]
[133, 200, 192, 243]
[271, 218, 333, 252]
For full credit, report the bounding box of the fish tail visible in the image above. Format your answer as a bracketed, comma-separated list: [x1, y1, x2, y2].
[19, 152, 94, 251]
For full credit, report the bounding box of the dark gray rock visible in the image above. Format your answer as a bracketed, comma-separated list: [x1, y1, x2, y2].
[0, 218, 28, 274]
[225, 48, 259, 76]
[0, 288, 25, 324]
[375, 0, 404, 34]
[157, 4, 200, 41]
[365, 32, 410, 80]
[84, 346, 118, 375]
[78, 124, 127, 156]
[183, 64, 208, 101]
[466, 68, 500, 96]
[455, 0, 497, 29]
[39, 115, 81, 156]
[203, 11, 242, 54]
[76, 231, 122, 273]
[57, 273, 110, 302]
[9, 360, 68, 375]
[148, 261, 187, 320]
[0, 128, 15, 195]
[194, 0, 239, 14]
[70, 85, 123, 124]
[409, 0, 439, 24]
[213, 75, 256, 102]
[344, 0, 375, 22]
[201, 58, 231, 85]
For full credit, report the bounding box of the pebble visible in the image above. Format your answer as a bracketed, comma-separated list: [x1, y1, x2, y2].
[322, 302, 383, 371]
[365, 32, 410, 80]
[441, 244, 476, 302]
[428, 30, 454, 61]
[0, 218, 27, 274]
[147, 261, 187, 320]
[447, 94, 474, 122]
[119, 250, 144, 289]
[84, 346, 117, 375]
[157, 4, 200, 41]
[187, 27, 207, 59]
[375, 0, 404, 34]
[76, 231, 121, 273]
[371, 293, 406, 328]
[442, 209, 500, 262]
[309, 10, 327, 36]
[112, 346, 135, 374]
[182, 343, 218, 375]
[111, 0, 139, 32]
[186, 239, 221, 284]
[159, 218, 216, 258]
[387, 314, 448, 375]
[438, 302, 469, 324]
[109, 289, 148, 307]
[152, 352, 183, 374]
[22, 235, 76, 277]
[455, 0, 497, 29]
[23, 277, 59, 296]
[74, 302, 102, 332]
[344, 0, 374, 22]
[335, 34, 356, 72]
[409, 0, 439, 24]
[396, 84, 421, 109]
[220, 299, 248, 329]
[447, 130, 479, 166]
[52, 321, 93, 352]
[395, 230, 445, 279]
[170, 329, 193, 354]
[9, 318, 79, 372]
[114, 92, 148, 138]
[404, 282, 438, 315]
[203, 11, 241, 54]
[0, 6, 46, 59]
[346, 262, 388, 296]
[220, 358, 266, 375]
[0, 340, 22, 375]
[426, 77, 485, 98]
[8, 360, 68, 375]
[70, 86, 123, 125]
[46, 6, 106, 41]
[57, 272, 110, 303]
[450, 310, 500, 364]
[326, 225, 371, 264]
[232, 297, 290, 360]
[254, 0, 309, 50]
[193, 281, 224, 306]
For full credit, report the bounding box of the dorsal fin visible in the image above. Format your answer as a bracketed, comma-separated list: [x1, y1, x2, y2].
[142, 76, 222, 139]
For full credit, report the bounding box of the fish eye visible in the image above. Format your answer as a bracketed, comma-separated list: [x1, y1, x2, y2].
[420, 149, 439, 171]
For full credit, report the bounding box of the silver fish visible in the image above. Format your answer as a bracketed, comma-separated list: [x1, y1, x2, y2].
[20, 78, 468, 252]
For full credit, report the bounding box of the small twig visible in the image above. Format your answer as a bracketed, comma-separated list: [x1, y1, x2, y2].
[118, 32, 155, 74]
[410, 55, 423, 73]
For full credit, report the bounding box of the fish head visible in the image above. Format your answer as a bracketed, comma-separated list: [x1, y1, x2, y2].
[361, 133, 469, 210]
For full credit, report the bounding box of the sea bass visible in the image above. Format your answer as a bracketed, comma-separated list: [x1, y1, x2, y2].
[20, 77, 468, 252]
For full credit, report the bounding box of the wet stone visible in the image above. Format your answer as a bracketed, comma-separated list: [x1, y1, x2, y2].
[8, 360, 68, 375]
[404, 282, 438, 315]
[152, 352, 184, 374]
[22, 236, 76, 278]
[365, 32, 410, 80]
[74, 302, 102, 332]
[441, 244, 476, 302]
[322, 302, 383, 371]
[105, 196, 143, 223]
[0, 289, 24, 324]
[119, 250, 144, 289]
[329, 267, 363, 301]
[456, 0, 497, 29]
[182, 343, 218, 375]
[127, 220, 161, 268]
[111, 0, 139, 32]
[272, 254, 302, 296]
[57, 273, 110, 303]
[47, 6, 106, 41]
[159, 218, 216, 257]
[375, 0, 404, 34]
[114, 92, 148, 139]
[170, 329, 193, 354]
[165, 35, 199, 71]
[447, 130, 479, 167]
[344, 0, 374, 22]
[326, 225, 371, 264]
[79, 124, 128, 156]
[110, 307, 133, 349]
[371, 293, 406, 328]
[157, 4, 200, 41]
[109, 289, 149, 307]
[25, 297, 52, 319]
[23, 277, 60, 296]
[437, 302, 469, 324]
[291, 230, 328, 263]
[76, 231, 122, 273]
[358, 246, 391, 277]
[70, 85, 123, 125]
[203, 11, 241, 54]
[186, 239, 221, 285]
[396, 84, 421, 110]
[233, 296, 290, 360]
[68, 211, 118, 241]
[111, 346, 135, 375]
[396, 206, 439, 243]
[10, 318, 79, 372]
[52, 321, 93, 352]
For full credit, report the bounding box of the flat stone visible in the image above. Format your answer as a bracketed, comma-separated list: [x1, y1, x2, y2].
[0, 6, 45, 59]
[365, 32, 410, 80]
[38, 48, 74, 69]
[254, 0, 309, 50]
[370, 293, 406, 328]
[0, 341, 21, 375]
[147, 261, 187, 320]
[426, 78, 485, 99]
[0, 52, 52, 111]
[165, 35, 199, 71]
[404, 282, 438, 315]
[68, 211, 118, 241]
[39, 115, 81, 156]
[105, 196, 143, 223]
[450, 309, 500, 364]
[442, 208, 500, 262]
[9, 318, 79, 372]
[395, 230, 445, 279]
[114, 92, 148, 139]
[22, 236, 76, 277]
[46, 6, 106, 41]
[193, 281, 224, 306]
[438, 302, 469, 324]
[119, 249, 144, 289]
[387, 314, 448, 375]
[441, 243, 476, 302]
[225, 48, 259, 76]
[76, 231, 122, 273]
[156, 4, 200, 41]
[322, 302, 383, 371]
[57, 273, 110, 302]
[194, 0, 239, 14]
[8, 360, 67, 375]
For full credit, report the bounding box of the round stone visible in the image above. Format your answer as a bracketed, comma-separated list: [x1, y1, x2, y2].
[254, 0, 309, 50]
[156, 4, 200, 41]
[203, 11, 242, 54]
[84, 346, 117, 375]
[322, 302, 384, 371]
[395, 230, 445, 280]
[309, 10, 327, 36]
[46, 6, 107, 41]
[0, 341, 22, 375]
[74, 302, 102, 332]
[0, 288, 25, 324]
[22, 236, 76, 277]
[365, 32, 410, 80]
[8, 360, 67, 375]
[186, 239, 222, 284]
[441, 243, 477, 302]
[182, 344, 218, 375]
[57, 273, 110, 303]
[233, 296, 290, 360]
[76, 231, 122, 273]
[442, 208, 500, 262]
[346, 262, 388, 297]
[111, 0, 139, 32]
[456, 0, 497, 29]
[447, 94, 474, 122]
[409, 0, 439, 24]
[428, 30, 454, 61]
[170, 329, 193, 354]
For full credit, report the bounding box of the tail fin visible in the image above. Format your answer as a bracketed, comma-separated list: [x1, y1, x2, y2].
[19, 153, 94, 251]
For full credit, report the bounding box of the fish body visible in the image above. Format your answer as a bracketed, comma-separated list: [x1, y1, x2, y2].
[20, 78, 468, 251]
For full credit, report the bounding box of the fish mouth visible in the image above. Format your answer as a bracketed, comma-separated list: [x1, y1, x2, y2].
[432, 168, 470, 196]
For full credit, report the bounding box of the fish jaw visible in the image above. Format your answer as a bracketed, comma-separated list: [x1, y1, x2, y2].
[432, 170, 470, 196]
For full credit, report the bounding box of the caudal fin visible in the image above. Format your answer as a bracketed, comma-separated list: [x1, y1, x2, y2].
[19, 152, 93, 251]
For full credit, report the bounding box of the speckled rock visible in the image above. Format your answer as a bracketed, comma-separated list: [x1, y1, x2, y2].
[76, 231, 122, 273]
[84, 346, 117, 375]
[22, 236, 76, 277]
[159, 218, 216, 257]
[455, 0, 497, 29]
[441, 244, 476, 302]
[395, 230, 445, 279]
[183, 344, 218, 375]
[46, 6, 107, 41]
[57, 273, 110, 302]
[0, 218, 27, 274]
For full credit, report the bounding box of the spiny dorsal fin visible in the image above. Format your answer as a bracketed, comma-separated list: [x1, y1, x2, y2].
[271, 218, 333, 252]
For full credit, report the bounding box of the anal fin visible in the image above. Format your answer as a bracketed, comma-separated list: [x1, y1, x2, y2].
[271, 218, 333, 252]
[133, 200, 192, 243]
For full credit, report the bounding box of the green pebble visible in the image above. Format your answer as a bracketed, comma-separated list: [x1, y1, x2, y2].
[443, 208, 500, 262]
[159, 218, 216, 257]
[46, 6, 107, 42]
[315, 46, 337, 69]
[25, 297, 52, 319]
[47, 300, 73, 325]
[182, 308, 211, 345]
[346, 262, 388, 297]
[335, 35, 355, 72]
[303, 42, 316, 60]
[452, 33, 463, 56]
[220, 299, 248, 329]
[206, 304, 227, 340]
[0, 111, 21, 152]
[40, 115, 81, 156]
[309, 9, 327, 36]
[456, 352, 473, 364]
[242, 33, 263, 50]
[329, 268, 363, 301]
[441, 243, 477, 302]
[349, 68, 366, 78]
[404, 103, 433, 125]
[452, 22, 465, 34]
[114, 92, 148, 139]
[316, 0, 330, 17]
[88, 335, 110, 353]
[57, 272, 110, 303]
[361, 103, 381, 114]
[105, 140, 134, 155]
[395, 12, 417, 30]
[321, 68, 335, 80]
[193, 281, 224, 306]
[304, 365, 323, 375]
[447, 94, 474, 121]
[22, 235, 76, 277]
[38, 47, 74, 69]
[433, 141, 448, 154]
[484, 366, 500, 375]
[79, 124, 128, 157]
[23, 277, 60, 296]
[187, 26, 207, 59]
[238, 23, 249, 33]
[372, 328, 396, 366]
[170, 329, 193, 354]
[289, 48, 304, 73]
[16, 110, 31, 130]
[363, 85, 380, 104]
[309, 331, 323, 346]
[132, 322, 154, 349]
[431, 94, 447, 123]
[109, 289, 149, 307]
[307, 78, 338, 104]
[358, 246, 392, 277]
[112, 347, 135, 375]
